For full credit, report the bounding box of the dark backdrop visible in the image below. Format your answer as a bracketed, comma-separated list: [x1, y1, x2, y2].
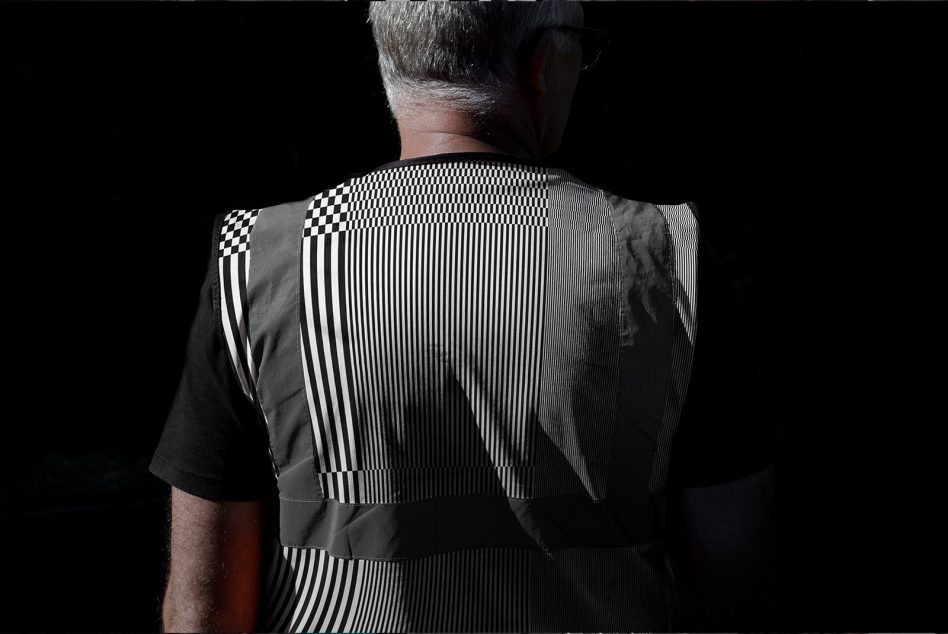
[4, 2, 945, 632]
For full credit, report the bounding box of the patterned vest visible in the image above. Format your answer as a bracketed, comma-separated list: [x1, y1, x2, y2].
[214, 155, 699, 632]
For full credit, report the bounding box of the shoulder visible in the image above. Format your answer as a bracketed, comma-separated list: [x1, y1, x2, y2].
[218, 187, 348, 250]
[220, 195, 315, 233]
[595, 188, 701, 271]
[595, 187, 700, 242]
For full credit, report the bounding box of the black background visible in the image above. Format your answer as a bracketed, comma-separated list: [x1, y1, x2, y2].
[3, 1, 946, 632]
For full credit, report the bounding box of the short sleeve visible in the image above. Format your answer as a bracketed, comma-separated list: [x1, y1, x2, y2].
[666, 234, 780, 489]
[148, 212, 275, 502]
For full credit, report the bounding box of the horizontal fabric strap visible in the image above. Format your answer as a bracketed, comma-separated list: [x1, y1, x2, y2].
[278, 490, 661, 559]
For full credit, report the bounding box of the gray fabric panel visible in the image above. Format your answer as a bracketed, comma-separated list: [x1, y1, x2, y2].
[248, 196, 323, 502]
[277, 492, 659, 557]
[604, 195, 676, 348]
[603, 195, 675, 452]
[601, 192, 678, 535]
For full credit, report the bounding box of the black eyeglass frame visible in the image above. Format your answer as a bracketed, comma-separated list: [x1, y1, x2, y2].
[550, 24, 611, 72]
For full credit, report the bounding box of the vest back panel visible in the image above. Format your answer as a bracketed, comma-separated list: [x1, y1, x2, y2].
[216, 156, 699, 631]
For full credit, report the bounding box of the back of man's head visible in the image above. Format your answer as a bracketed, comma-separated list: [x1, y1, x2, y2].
[367, 0, 583, 121]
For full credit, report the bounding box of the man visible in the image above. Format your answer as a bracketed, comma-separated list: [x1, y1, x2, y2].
[150, 1, 781, 631]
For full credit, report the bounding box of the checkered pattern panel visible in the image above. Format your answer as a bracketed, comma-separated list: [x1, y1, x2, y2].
[220, 208, 261, 257]
[303, 186, 351, 238]
[302, 163, 549, 242]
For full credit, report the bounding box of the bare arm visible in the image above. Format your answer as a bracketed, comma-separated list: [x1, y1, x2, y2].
[666, 459, 780, 630]
[161, 486, 264, 633]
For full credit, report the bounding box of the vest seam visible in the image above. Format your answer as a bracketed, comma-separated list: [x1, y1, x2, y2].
[297, 196, 325, 500]
[243, 208, 282, 482]
[272, 535, 669, 561]
[654, 204, 683, 631]
[277, 492, 635, 505]
[649, 205, 680, 495]
[600, 188, 625, 505]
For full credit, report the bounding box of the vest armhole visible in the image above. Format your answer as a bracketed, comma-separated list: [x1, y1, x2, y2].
[209, 210, 237, 398]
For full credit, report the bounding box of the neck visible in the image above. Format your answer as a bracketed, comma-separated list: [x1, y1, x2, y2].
[396, 107, 538, 161]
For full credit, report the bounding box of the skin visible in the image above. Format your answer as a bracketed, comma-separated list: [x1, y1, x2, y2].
[160, 488, 263, 633]
[160, 6, 780, 630]
[396, 18, 584, 160]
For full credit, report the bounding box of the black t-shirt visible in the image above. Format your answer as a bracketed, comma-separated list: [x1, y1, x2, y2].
[665, 236, 781, 489]
[149, 212, 780, 501]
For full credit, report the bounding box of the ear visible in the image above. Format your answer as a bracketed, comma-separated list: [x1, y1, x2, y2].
[524, 29, 556, 97]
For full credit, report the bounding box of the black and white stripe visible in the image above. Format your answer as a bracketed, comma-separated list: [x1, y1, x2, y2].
[300, 162, 552, 504]
[217, 207, 278, 478]
[257, 535, 670, 632]
[299, 185, 362, 502]
[650, 202, 700, 492]
[219, 208, 260, 401]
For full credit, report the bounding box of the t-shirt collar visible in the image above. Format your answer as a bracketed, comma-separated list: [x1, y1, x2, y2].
[366, 151, 545, 174]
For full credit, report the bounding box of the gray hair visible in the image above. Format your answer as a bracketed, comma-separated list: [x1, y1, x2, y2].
[367, 0, 583, 121]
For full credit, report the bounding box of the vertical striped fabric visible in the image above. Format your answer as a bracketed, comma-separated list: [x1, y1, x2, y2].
[298, 162, 553, 503]
[217, 207, 279, 480]
[219, 155, 700, 632]
[218, 207, 260, 403]
[257, 537, 672, 633]
[650, 203, 700, 493]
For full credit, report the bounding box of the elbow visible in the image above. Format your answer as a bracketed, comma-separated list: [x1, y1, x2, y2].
[161, 585, 257, 634]
[160, 585, 212, 633]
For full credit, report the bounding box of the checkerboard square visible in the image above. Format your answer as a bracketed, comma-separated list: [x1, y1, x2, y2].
[219, 208, 260, 258]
